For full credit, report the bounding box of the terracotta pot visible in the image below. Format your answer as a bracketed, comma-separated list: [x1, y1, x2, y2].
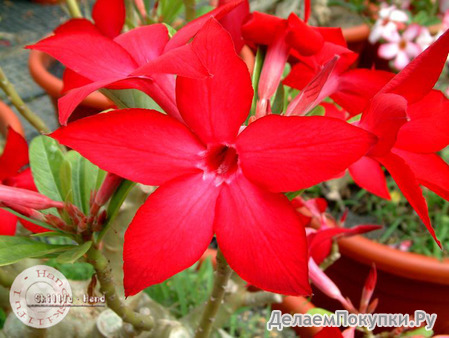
[342, 23, 371, 55]
[28, 50, 113, 124]
[200, 249, 323, 337]
[0, 100, 24, 137]
[311, 235, 449, 334]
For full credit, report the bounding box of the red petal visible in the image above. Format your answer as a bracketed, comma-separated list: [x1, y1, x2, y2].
[215, 174, 310, 295]
[54, 19, 99, 35]
[358, 93, 408, 157]
[27, 30, 137, 81]
[58, 78, 119, 125]
[92, 0, 125, 38]
[114, 24, 169, 66]
[395, 90, 449, 153]
[286, 56, 339, 116]
[236, 115, 376, 192]
[176, 19, 253, 144]
[0, 209, 17, 236]
[0, 127, 29, 181]
[349, 156, 390, 199]
[315, 27, 347, 46]
[131, 43, 209, 79]
[241, 12, 285, 46]
[218, 0, 250, 52]
[286, 13, 324, 56]
[51, 109, 205, 186]
[4, 168, 37, 192]
[20, 219, 50, 234]
[304, 0, 311, 23]
[378, 152, 440, 247]
[315, 327, 343, 338]
[381, 29, 449, 103]
[165, 0, 245, 51]
[332, 69, 394, 116]
[393, 149, 449, 201]
[62, 69, 92, 93]
[123, 173, 220, 296]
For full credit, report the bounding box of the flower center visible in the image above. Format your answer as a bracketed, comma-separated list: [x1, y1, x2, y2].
[203, 144, 239, 180]
[399, 39, 407, 50]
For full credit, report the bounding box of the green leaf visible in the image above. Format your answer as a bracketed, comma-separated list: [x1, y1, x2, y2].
[285, 190, 304, 200]
[163, 23, 177, 37]
[59, 158, 73, 204]
[56, 241, 92, 264]
[249, 48, 265, 120]
[271, 83, 285, 115]
[403, 327, 433, 337]
[66, 151, 106, 214]
[306, 105, 325, 116]
[5, 208, 57, 232]
[0, 236, 73, 266]
[159, 0, 184, 23]
[29, 136, 65, 202]
[102, 88, 162, 111]
[307, 307, 334, 316]
[97, 180, 136, 242]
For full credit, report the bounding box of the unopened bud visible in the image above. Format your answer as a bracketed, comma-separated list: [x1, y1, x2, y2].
[0, 184, 64, 210]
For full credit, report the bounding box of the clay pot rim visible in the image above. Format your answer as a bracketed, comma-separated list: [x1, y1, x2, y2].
[0, 100, 25, 138]
[338, 235, 449, 285]
[342, 23, 371, 44]
[28, 49, 112, 110]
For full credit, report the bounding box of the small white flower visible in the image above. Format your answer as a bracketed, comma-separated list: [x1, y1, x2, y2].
[369, 5, 409, 44]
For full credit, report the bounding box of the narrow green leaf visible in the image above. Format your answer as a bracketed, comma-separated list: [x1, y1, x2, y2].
[56, 241, 92, 264]
[103, 88, 162, 111]
[97, 180, 136, 242]
[29, 136, 65, 202]
[4, 208, 57, 232]
[0, 236, 73, 266]
[59, 159, 73, 204]
[249, 48, 265, 119]
[271, 83, 285, 115]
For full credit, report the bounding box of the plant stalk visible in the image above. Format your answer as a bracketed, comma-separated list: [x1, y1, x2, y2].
[0, 67, 50, 134]
[66, 0, 83, 18]
[86, 245, 154, 331]
[183, 0, 196, 22]
[195, 249, 232, 338]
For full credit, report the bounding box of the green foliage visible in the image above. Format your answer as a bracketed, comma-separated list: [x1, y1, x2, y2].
[29, 136, 106, 216]
[0, 308, 5, 330]
[0, 236, 74, 266]
[103, 88, 162, 111]
[46, 260, 95, 281]
[144, 257, 214, 318]
[56, 241, 92, 264]
[159, 0, 184, 24]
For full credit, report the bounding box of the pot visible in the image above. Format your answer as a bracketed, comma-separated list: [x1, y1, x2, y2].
[0, 100, 24, 137]
[311, 235, 449, 334]
[342, 23, 370, 53]
[28, 50, 114, 124]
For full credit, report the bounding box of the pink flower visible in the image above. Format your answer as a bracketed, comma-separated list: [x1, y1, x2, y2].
[51, 19, 376, 297]
[369, 5, 409, 44]
[378, 24, 422, 70]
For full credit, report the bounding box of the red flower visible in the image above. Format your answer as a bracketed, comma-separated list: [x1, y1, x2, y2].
[51, 19, 375, 296]
[27, 1, 244, 125]
[0, 128, 49, 234]
[321, 30, 449, 246]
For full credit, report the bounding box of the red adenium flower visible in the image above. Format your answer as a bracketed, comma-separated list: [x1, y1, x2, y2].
[321, 30, 449, 246]
[51, 19, 375, 297]
[0, 128, 49, 234]
[283, 31, 395, 116]
[242, 12, 324, 116]
[27, 1, 245, 125]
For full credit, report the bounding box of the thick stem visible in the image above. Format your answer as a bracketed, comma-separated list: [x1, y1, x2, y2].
[65, 0, 83, 18]
[86, 245, 154, 331]
[183, 0, 196, 22]
[0, 67, 50, 134]
[195, 249, 232, 338]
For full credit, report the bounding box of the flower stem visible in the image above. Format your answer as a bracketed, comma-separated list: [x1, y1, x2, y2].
[0, 67, 50, 134]
[183, 0, 196, 22]
[66, 0, 83, 18]
[195, 249, 232, 338]
[86, 245, 154, 331]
